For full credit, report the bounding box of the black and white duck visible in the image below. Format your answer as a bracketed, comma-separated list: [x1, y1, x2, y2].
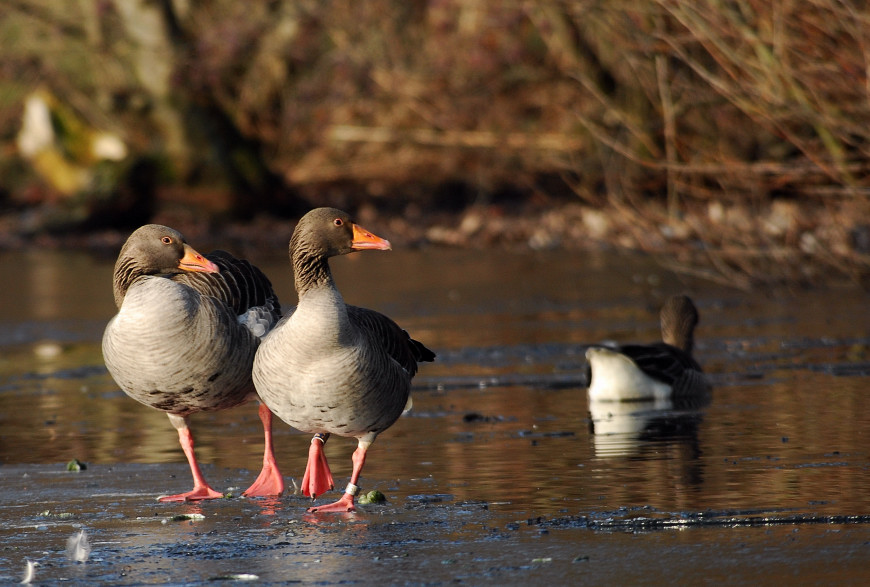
[586, 295, 710, 402]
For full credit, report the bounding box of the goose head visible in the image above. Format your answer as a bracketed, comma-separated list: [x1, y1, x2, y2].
[113, 224, 218, 307]
[660, 295, 699, 354]
[289, 208, 392, 296]
[290, 208, 392, 260]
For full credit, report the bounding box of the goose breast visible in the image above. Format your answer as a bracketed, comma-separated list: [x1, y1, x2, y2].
[254, 300, 411, 437]
[103, 276, 259, 415]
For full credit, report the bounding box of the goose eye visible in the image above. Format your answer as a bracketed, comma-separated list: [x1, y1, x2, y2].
[161, 236, 173, 245]
[333, 218, 343, 226]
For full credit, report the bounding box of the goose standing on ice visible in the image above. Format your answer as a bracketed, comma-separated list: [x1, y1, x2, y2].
[586, 295, 710, 402]
[253, 208, 435, 512]
[102, 224, 284, 501]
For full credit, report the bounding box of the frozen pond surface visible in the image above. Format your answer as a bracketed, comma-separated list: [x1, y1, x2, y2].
[1, 246, 869, 584]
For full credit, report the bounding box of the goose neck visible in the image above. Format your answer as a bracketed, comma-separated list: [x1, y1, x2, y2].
[112, 256, 144, 308]
[292, 251, 336, 298]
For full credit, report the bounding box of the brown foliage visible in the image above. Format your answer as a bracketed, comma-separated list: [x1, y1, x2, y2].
[1, 0, 869, 284]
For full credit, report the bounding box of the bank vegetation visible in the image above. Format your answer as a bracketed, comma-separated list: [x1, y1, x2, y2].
[1, 0, 869, 287]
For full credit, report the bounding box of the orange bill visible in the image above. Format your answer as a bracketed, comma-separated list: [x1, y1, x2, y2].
[178, 244, 220, 273]
[351, 223, 392, 251]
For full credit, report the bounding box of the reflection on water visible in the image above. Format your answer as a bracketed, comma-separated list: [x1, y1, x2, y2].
[1, 247, 870, 520]
[588, 396, 708, 459]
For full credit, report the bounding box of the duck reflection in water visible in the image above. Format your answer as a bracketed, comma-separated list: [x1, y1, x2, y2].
[587, 394, 710, 458]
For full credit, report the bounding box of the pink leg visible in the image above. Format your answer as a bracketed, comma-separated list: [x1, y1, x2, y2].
[301, 434, 335, 498]
[159, 415, 224, 502]
[308, 442, 368, 513]
[243, 404, 285, 497]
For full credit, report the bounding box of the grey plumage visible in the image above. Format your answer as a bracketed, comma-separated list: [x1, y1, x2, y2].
[103, 229, 280, 416]
[102, 224, 285, 501]
[252, 207, 434, 511]
[254, 276, 433, 439]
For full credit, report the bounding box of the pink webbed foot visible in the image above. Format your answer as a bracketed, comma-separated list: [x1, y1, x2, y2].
[158, 485, 224, 502]
[307, 445, 368, 513]
[307, 491, 356, 513]
[163, 416, 224, 502]
[242, 461, 284, 497]
[243, 404, 285, 498]
[301, 434, 334, 498]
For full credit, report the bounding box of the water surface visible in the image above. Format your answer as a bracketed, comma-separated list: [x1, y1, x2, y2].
[1, 246, 868, 584]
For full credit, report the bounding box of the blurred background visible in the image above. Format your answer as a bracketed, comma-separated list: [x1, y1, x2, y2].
[1, 0, 869, 286]
[2, 10, 870, 578]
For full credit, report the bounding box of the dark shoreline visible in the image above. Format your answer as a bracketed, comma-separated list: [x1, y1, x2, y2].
[1, 198, 868, 290]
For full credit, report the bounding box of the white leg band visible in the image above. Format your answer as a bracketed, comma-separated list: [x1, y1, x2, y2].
[345, 483, 360, 496]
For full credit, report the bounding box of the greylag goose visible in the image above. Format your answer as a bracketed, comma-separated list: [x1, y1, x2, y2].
[102, 224, 284, 502]
[252, 207, 435, 512]
[586, 295, 710, 401]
